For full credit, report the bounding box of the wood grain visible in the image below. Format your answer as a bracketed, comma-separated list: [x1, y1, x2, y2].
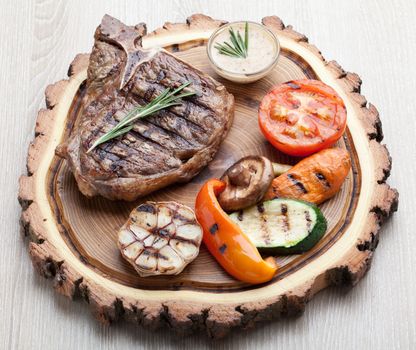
[17, 12, 397, 338]
[1, 0, 413, 348]
[49, 46, 357, 292]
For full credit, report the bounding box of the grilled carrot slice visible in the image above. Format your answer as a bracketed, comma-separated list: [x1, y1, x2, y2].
[263, 148, 351, 204]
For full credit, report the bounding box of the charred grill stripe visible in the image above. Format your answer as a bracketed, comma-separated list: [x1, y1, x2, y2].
[138, 95, 210, 130]
[128, 93, 208, 145]
[157, 252, 169, 261]
[209, 223, 218, 235]
[85, 91, 129, 139]
[259, 208, 270, 244]
[147, 109, 206, 138]
[135, 62, 216, 100]
[305, 210, 312, 231]
[174, 98, 216, 126]
[137, 203, 156, 213]
[173, 212, 196, 225]
[219, 244, 227, 254]
[96, 144, 174, 174]
[170, 105, 216, 130]
[162, 108, 209, 134]
[143, 86, 156, 101]
[132, 78, 218, 125]
[97, 95, 204, 152]
[97, 146, 140, 169]
[136, 250, 154, 270]
[135, 120, 195, 148]
[98, 146, 120, 161]
[237, 210, 244, 221]
[130, 88, 218, 140]
[86, 112, 119, 148]
[287, 174, 308, 194]
[281, 204, 290, 231]
[170, 235, 197, 244]
[128, 126, 172, 151]
[147, 110, 207, 143]
[112, 131, 182, 170]
[127, 127, 182, 159]
[315, 172, 331, 188]
[126, 128, 173, 152]
[272, 188, 279, 198]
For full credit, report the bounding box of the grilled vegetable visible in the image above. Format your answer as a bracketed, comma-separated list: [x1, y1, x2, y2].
[118, 201, 202, 277]
[258, 79, 347, 156]
[264, 148, 351, 204]
[230, 198, 327, 254]
[218, 156, 274, 211]
[195, 179, 277, 284]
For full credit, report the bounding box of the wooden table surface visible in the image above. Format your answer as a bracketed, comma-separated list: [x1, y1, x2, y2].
[1, 0, 413, 348]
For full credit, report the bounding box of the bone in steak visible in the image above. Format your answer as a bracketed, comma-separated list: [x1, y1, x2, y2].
[57, 15, 234, 201]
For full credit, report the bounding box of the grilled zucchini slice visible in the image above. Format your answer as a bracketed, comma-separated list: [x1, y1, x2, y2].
[229, 198, 327, 254]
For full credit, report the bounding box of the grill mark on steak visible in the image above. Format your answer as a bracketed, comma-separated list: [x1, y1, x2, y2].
[109, 99, 202, 157]
[58, 15, 234, 201]
[97, 143, 179, 177]
[111, 89, 208, 148]
[131, 78, 218, 125]
[127, 128, 180, 157]
[135, 90, 206, 131]
[82, 96, 127, 147]
[131, 121, 195, 151]
[131, 94, 208, 139]
[147, 112, 207, 146]
[133, 55, 221, 108]
[95, 139, 177, 178]
[132, 123, 200, 161]
[114, 131, 176, 159]
[94, 112, 195, 166]
[86, 109, 193, 173]
[128, 72, 219, 130]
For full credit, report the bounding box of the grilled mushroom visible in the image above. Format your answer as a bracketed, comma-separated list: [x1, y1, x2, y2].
[218, 156, 275, 211]
[118, 201, 202, 277]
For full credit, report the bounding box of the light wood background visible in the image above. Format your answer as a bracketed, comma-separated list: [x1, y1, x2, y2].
[1, 0, 413, 349]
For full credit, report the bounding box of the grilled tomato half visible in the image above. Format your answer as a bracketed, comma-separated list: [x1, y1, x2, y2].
[258, 79, 347, 157]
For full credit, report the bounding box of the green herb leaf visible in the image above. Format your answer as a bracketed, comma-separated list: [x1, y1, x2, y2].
[215, 22, 249, 59]
[86, 82, 195, 153]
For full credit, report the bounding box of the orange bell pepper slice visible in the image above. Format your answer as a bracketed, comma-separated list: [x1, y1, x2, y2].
[195, 179, 277, 284]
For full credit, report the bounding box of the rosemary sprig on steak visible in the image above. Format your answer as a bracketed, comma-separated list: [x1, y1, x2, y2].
[214, 22, 249, 58]
[87, 82, 196, 153]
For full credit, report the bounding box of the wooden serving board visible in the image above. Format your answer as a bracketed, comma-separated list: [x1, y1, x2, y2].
[18, 14, 398, 338]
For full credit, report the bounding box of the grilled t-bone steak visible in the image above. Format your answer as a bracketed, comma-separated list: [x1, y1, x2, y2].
[57, 15, 234, 201]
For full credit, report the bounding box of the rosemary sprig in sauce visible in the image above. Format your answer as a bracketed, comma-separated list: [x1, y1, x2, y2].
[214, 22, 249, 58]
[86, 82, 195, 153]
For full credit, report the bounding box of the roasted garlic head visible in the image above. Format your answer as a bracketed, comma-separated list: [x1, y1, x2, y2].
[118, 201, 202, 277]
